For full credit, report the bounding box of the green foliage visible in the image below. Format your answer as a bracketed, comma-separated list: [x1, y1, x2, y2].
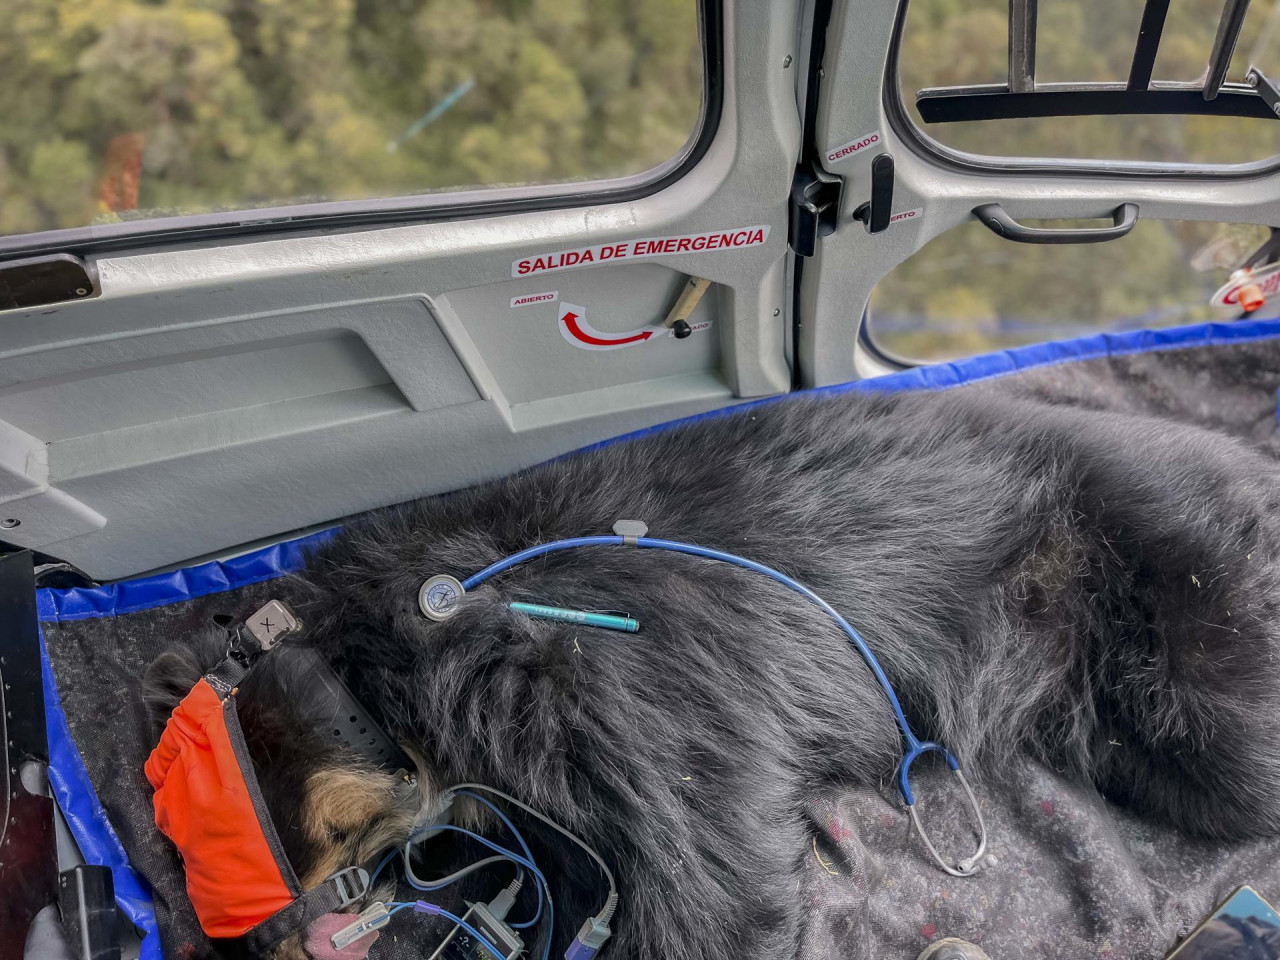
[0, 0, 703, 233]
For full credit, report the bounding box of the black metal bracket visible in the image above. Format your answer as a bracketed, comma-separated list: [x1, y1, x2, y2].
[1205, 0, 1252, 101]
[789, 166, 843, 258]
[918, 81, 1278, 124]
[788, 0, 841, 260]
[1129, 0, 1171, 92]
[1246, 65, 1280, 117]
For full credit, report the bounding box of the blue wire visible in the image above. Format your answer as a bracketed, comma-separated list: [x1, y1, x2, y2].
[417, 824, 555, 960]
[633, 539, 917, 745]
[371, 847, 398, 886]
[455, 790, 544, 930]
[462, 537, 624, 590]
[459, 535, 961, 806]
[405, 826, 542, 887]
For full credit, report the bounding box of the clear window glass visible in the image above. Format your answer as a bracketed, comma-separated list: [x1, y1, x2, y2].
[898, 0, 1280, 166]
[867, 220, 1272, 363]
[1, 0, 705, 239]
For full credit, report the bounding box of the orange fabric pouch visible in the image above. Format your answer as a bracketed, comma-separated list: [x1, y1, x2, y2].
[144, 678, 300, 938]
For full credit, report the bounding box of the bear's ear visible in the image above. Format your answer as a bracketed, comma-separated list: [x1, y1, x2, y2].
[140, 624, 232, 735]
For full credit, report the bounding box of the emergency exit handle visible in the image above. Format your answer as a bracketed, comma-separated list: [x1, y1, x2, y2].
[973, 203, 1139, 244]
[852, 154, 896, 234]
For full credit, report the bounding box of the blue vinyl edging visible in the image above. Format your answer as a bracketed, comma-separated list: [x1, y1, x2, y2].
[37, 528, 337, 624]
[39, 627, 162, 960]
[31, 311, 1280, 949]
[845, 316, 1280, 394]
[581, 314, 1280, 453]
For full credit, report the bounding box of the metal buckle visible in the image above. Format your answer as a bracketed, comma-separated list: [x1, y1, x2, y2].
[245, 600, 300, 651]
[328, 865, 371, 908]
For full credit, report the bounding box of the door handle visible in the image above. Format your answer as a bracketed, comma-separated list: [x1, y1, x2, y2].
[972, 202, 1139, 244]
[853, 154, 896, 234]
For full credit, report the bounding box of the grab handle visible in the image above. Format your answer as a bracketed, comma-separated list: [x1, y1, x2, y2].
[972, 202, 1139, 244]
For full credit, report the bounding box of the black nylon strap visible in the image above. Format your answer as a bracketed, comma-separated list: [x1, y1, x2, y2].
[203, 655, 247, 698]
[273, 646, 414, 773]
[242, 866, 370, 954]
[211, 606, 411, 773]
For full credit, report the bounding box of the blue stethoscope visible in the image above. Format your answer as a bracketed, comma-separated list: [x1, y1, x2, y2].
[418, 521, 988, 878]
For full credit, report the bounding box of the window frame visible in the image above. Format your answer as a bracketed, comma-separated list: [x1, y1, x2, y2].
[860, 216, 1271, 367]
[884, 0, 1280, 181]
[858, 312, 914, 371]
[0, 0, 724, 261]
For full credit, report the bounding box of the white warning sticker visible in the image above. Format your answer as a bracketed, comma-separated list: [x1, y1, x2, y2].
[888, 208, 924, 226]
[510, 290, 558, 309]
[512, 225, 770, 278]
[558, 302, 712, 351]
[825, 131, 881, 164]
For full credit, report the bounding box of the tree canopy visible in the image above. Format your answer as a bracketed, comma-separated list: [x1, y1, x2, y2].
[0, 0, 703, 235]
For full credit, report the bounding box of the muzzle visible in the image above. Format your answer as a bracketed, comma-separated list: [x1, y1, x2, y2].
[144, 601, 410, 954]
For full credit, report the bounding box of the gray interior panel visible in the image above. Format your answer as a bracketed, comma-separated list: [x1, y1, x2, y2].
[0, 0, 802, 580]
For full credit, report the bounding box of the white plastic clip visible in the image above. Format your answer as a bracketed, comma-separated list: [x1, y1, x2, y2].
[612, 520, 648, 546]
[331, 901, 392, 951]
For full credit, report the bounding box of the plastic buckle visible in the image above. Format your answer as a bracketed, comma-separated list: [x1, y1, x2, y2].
[328, 866, 371, 908]
[245, 599, 300, 651]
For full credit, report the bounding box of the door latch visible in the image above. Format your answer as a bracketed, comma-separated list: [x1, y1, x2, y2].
[788, 165, 843, 258]
[0, 254, 97, 310]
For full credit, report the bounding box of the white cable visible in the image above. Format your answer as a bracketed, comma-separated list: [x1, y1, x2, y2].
[447, 782, 619, 920]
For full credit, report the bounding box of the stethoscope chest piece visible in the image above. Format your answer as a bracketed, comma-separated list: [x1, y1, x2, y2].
[419, 574, 465, 621]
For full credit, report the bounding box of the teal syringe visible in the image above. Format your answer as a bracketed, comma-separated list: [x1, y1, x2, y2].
[509, 601, 639, 633]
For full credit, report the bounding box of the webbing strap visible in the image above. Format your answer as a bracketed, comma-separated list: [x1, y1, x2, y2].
[242, 866, 370, 954]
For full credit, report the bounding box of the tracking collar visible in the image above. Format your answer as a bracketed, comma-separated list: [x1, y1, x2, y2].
[145, 600, 413, 953]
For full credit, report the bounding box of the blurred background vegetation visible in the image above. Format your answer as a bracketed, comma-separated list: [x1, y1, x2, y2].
[871, 0, 1280, 361]
[0, 0, 703, 236]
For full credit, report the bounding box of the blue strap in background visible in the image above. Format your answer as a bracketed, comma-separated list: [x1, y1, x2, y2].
[31, 312, 1280, 950]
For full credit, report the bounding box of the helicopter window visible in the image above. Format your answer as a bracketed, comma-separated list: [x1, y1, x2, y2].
[896, 0, 1280, 169]
[0, 0, 707, 242]
[866, 219, 1274, 364]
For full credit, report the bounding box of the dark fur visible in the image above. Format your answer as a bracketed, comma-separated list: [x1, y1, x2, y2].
[144, 390, 1280, 958]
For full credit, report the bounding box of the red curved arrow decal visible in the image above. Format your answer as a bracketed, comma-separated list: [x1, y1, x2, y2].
[562, 311, 654, 347]
[556, 304, 667, 351]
